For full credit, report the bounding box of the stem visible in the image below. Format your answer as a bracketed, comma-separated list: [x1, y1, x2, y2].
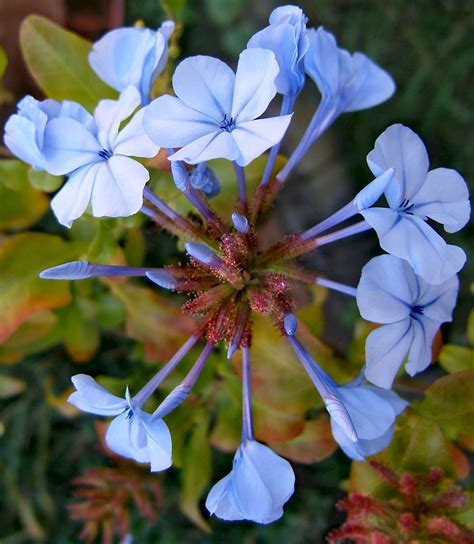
[233, 162, 247, 211]
[143, 188, 207, 241]
[301, 202, 357, 240]
[183, 342, 214, 388]
[315, 278, 357, 297]
[259, 94, 296, 187]
[276, 98, 336, 185]
[315, 220, 371, 247]
[133, 333, 201, 407]
[241, 345, 254, 441]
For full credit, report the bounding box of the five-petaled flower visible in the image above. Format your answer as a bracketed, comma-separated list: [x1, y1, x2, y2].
[143, 48, 292, 166]
[357, 254, 459, 388]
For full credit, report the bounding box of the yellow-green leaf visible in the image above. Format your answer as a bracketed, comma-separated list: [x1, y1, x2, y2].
[20, 15, 116, 111]
[439, 344, 474, 373]
[0, 160, 49, 230]
[0, 375, 26, 398]
[180, 416, 211, 532]
[0, 233, 85, 342]
[0, 46, 7, 78]
[28, 169, 63, 193]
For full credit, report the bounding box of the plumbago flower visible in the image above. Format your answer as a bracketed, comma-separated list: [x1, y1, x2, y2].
[357, 255, 459, 388]
[5, 3, 470, 526]
[4, 86, 159, 227]
[361, 124, 470, 284]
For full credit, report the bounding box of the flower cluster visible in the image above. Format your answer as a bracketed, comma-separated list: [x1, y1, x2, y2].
[4, 4, 469, 525]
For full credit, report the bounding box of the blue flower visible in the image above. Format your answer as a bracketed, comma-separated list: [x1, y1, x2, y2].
[247, 5, 309, 98]
[143, 48, 292, 166]
[360, 124, 470, 284]
[89, 21, 175, 104]
[4, 96, 94, 170]
[305, 26, 395, 119]
[68, 374, 172, 471]
[205, 440, 295, 524]
[190, 162, 220, 197]
[327, 378, 408, 461]
[42, 86, 159, 227]
[357, 254, 459, 388]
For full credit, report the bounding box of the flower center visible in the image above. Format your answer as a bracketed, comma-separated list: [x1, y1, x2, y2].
[398, 198, 414, 214]
[98, 148, 112, 160]
[220, 114, 236, 132]
[411, 305, 424, 315]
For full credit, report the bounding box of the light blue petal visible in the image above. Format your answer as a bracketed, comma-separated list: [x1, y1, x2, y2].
[105, 412, 151, 463]
[357, 254, 414, 324]
[4, 114, 46, 169]
[341, 52, 395, 112]
[248, 23, 305, 97]
[50, 163, 100, 227]
[269, 5, 306, 26]
[90, 156, 149, 218]
[367, 124, 429, 208]
[357, 426, 394, 457]
[304, 27, 340, 98]
[172, 55, 235, 122]
[205, 474, 244, 521]
[361, 208, 466, 284]
[68, 374, 127, 415]
[89, 27, 159, 102]
[231, 115, 292, 166]
[418, 275, 459, 323]
[405, 317, 439, 377]
[141, 413, 172, 472]
[353, 168, 394, 211]
[59, 101, 95, 131]
[113, 107, 159, 158]
[231, 48, 279, 122]
[170, 131, 239, 165]
[144, 95, 218, 148]
[330, 420, 365, 461]
[43, 117, 100, 175]
[365, 319, 414, 389]
[364, 386, 408, 417]
[94, 86, 141, 151]
[411, 167, 470, 233]
[232, 441, 294, 523]
[337, 386, 398, 440]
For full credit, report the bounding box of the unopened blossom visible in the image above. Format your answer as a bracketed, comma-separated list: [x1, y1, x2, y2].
[144, 48, 292, 166]
[247, 5, 309, 98]
[68, 374, 172, 471]
[357, 254, 459, 388]
[205, 440, 295, 524]
[361, 124, 470, 284]
[89, 21, 175, 104]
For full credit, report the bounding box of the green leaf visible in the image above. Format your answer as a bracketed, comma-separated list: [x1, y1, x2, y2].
[0, 233, 85, 342]
[20, 15, 116, 111]
[56, 296, 100, 362]
[160, 0, 186, 19]
[0, 160, 49, 230]
[439, 344, 474, 373]
[180, 416, 211, 532]
[0, 375, 26, 399]
[401, 416, 454, 475]
[28, 169, 63, 193]
[0, 46, 7, 78]
[467, 309, 474, 346]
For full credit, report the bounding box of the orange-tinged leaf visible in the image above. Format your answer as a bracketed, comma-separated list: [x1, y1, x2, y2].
[108, 282, 195, 362]
[0, 233, 85, 342]
[449, 444, 470, 479]
[253, 397, 305, 443]
[270, 416, 337, 464]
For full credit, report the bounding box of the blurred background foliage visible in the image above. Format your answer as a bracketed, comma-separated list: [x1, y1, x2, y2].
[0, 0, 473, 542]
